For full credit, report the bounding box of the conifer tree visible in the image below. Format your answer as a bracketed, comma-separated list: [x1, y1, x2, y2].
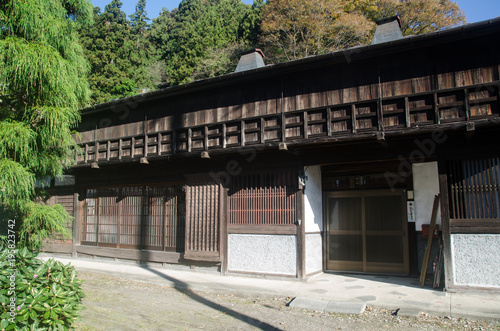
[79, 0, 156, 105]
[152, 0, 260, 86]
[0, 0, 93, 251]
[130, 0, 149, 33]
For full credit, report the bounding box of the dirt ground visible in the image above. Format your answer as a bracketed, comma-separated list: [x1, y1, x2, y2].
[74, 272, 500, 331]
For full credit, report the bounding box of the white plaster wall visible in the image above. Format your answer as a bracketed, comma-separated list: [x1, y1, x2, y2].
[228, 234, 297, 275]
[412, 162, 441, 230]
[451, 234, 500, 288]
[305, 233, 323, 275]
[304, 166, 323, 233]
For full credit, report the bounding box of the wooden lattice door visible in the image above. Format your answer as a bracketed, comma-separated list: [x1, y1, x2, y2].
[184, 176, 221, 261]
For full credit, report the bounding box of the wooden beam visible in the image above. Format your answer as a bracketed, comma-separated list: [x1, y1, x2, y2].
[227, 225, 297, 235]
[76, 245, 182, 263]
[450, 220, 500, 233]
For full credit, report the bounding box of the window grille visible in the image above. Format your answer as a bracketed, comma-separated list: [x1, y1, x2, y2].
[81, 185, 185, 251]
[228, 170, 298, 225]
[447, 158, 500, 220]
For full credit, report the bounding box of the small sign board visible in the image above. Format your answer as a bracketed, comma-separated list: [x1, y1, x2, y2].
[407, 201, 415, 223]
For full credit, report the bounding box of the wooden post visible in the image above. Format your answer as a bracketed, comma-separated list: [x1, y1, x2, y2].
[351, 104, 357, 133]
[438, 161, 455, 289]
[326, 107, 332, 136]
[157, 132, 162, 155]
[187, 128, 192, 152]
[240, 120, 246, 147]
[296, 185, 306, 279]
[95, 141, 99, 161]
[131, 137, 135, 158]
[106, 141, 110, 161]
[377, 76, 384, 131]
[420, 194, 440, 287]
[260, 117, 265, 144]
[303, 111, 308, 139]
[433, 93, 440, 124]
[464, 88, 471, 120]
[172, 130, 177, 154]
[118, 138, 122, 160]
[204, 125, 209, 151]
[405, 97, 411, 127]
[222, 123, 227, 148]
[220, 184, 228, 275]
[144, 118, 148, 158]
[72, 193, 81, 258]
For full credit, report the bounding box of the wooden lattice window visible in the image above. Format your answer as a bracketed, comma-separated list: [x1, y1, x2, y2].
[228, 170, 298, 225]
[447, 158, 500, 220]
[81, 185, 185, 251]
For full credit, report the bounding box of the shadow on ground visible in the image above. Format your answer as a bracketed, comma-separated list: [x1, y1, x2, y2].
[140, 265, 280, 331]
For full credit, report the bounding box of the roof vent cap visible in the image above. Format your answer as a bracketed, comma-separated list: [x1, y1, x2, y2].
[234, 49, 266, 73]
[371, 16, 404, 44]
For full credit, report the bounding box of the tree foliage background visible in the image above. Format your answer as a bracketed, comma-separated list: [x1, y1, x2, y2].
[0, 0, 93, 251]
[79, 0, 466, 105]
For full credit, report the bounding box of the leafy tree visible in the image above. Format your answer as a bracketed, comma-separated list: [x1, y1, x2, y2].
[260, 0, 466, 63]
[373, 0, 466, 36]
[260, 0, 375, 62]
[0, 0, 93, 251]
[79, 0, 156, 105]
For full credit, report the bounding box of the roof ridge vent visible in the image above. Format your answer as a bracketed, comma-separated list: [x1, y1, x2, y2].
[371, 15, 404, 44]
[234, 49, 266, 73]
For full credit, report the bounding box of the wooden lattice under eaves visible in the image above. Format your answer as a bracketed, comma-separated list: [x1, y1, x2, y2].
[228, 170, 299, 226]
[81, 185, 185, 251]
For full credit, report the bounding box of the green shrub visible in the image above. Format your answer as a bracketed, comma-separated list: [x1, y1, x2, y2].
[0, 248, 84, 330]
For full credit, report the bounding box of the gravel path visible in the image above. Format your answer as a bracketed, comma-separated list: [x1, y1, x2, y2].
[74, 272, 500, 331]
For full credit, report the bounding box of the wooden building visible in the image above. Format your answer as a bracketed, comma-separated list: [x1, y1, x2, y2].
[44, 16, 500, 290]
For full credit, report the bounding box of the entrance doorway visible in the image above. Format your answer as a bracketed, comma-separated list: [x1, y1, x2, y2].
[325, 190, 409, 274]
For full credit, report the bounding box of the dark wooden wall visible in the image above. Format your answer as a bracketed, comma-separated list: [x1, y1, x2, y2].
[77, 29, 499, 141]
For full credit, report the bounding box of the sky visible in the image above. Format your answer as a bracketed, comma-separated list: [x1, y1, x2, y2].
[90, 0, 500, 23]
